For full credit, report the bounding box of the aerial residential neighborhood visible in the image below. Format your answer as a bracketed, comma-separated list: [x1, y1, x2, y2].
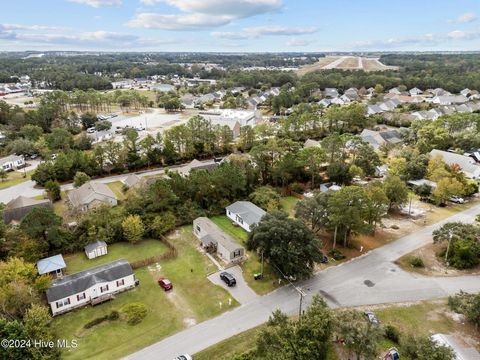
[1, 1, 480, 360]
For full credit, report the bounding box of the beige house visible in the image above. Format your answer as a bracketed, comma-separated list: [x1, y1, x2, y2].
[67, 181, 117, 212]
[193, 217, 245, 264]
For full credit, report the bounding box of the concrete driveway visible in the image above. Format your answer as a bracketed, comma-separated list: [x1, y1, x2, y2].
[207, 266, 258, 304]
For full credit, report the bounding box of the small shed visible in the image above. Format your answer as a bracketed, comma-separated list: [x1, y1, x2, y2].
[84, 241, 108, 259]
[37, 254, 66, 277]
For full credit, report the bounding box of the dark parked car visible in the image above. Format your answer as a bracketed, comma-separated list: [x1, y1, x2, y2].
[158, 277, 173, 291]
[220, 272, 236, 287]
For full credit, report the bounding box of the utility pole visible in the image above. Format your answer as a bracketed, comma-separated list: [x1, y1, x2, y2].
[260, 251, 264, 276]
[271, 262, 306, 320]
[445, 230, 453, 267]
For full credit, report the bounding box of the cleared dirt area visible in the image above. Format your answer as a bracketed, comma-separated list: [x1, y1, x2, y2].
[298, 56, 399, 75]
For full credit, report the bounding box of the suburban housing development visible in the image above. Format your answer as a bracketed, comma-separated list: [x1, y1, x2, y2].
[1, 1, 480, 360]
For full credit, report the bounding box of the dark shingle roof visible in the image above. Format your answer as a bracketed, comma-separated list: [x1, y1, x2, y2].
[46, 259, 133, 302]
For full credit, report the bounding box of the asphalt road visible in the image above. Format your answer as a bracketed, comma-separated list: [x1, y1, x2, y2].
[0, 158, 219, 204]
[124, 202, 480, 360]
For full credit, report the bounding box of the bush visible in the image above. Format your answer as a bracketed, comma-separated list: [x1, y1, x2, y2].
[409, 256, 424, 268]
[108, 310, 119, 321]
[121, 303, 147, 325]
[328, 248, 346, 261]
[390, 224, 400, 230]
[384, 324, 400, 343]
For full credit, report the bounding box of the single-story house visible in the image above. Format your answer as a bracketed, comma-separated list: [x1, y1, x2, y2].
[226, 201, 266, 232]
[375, 164, 389, 177]
[407, 179, 437, 189]
[84, 241, 108, 259]
[324, 88, 339, 98]
[173, 159, 219, 177]
[46, 259, 135, 316]
[304, 139, 321, 148]
[123, 173, 143, 189]
[193, 217, 245, 264]
[409, 87, 423, 96]
[3, 196, 52, 224]
[430, 149, 480, 179]
[37, 254, 66, 277]
[0, 155, 25, 171]
[360, 128, 403, 150]
[366, 104, 384, 116]
[319, 183, 342, 193]
[67, 181, 117, 212]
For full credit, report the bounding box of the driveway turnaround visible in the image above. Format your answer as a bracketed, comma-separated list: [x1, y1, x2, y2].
[124, 202, 480, 360]
[207, 266, 258, 304]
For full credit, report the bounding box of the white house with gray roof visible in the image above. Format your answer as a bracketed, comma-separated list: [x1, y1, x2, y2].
[193, 217, 245, 264]
[226, 201, 266, 232]
[46, 259, 135, 316]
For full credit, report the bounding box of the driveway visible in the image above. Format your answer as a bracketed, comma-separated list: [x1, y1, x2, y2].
[207, 266, 258, 304]
[124, 202, 480, 360]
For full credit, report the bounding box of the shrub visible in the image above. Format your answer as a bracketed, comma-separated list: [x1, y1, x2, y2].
[121, 303, 147, 325]
[409, 256, 424, 268]
[328, 248, 346, 261]
[384, 324, 400, 343]
[108, 310, 120, 321]
[390, 224, 400, 230]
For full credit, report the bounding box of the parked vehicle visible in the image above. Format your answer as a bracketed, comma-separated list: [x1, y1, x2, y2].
[87, 127, 96, 133]
[364, 310, 379, 325]
[135, 125, 145, 131]
[50, 153, 57, 160]
[383, 347, 399, 360]
[173, 355, 192, 360]
[158, 277, 173, 291]
[220, 272, 236, 287]
[449, 196, 465, 204]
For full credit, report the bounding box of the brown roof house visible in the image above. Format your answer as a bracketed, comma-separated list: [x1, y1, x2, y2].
[3, 196, 52, 224]
[67, 181, 117, 212]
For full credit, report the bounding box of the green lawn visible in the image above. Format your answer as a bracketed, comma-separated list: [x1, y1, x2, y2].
[211, 215, 280, 295]
[0, 170, 33, 190]
[106, 181, 126, 200]
[280, 196, 299, 217]
[64, 239, 169, 274]
[57, 228, 238, 360]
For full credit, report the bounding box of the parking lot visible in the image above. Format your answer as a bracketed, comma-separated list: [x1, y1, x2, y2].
[86, 108, 192, 143]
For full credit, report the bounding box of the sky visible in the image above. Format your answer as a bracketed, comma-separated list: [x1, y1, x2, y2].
[1, 0, 480, 52]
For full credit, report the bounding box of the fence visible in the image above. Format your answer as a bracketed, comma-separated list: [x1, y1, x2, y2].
[130, 236, 177, 269]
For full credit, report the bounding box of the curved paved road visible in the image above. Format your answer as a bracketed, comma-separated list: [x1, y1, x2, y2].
[125, 202, 480, 360]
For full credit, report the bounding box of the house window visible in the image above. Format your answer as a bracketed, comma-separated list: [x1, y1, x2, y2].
[227, 210, 231, 215]
[56, 298, 70, 308]
[233, 249, 242, 258]
[235, 215, 243, 224]
[100, 285, 109, 293]
[77, 293, 86, 301]
[116, 279, 124, 287]
[196, 225, 201, 233]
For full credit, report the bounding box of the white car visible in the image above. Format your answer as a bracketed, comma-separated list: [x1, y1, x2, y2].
[135, 125, 145, 131]
[173, 355, 192, 360]
[449, 196, 465, 204]
[86, 127, 96, 133]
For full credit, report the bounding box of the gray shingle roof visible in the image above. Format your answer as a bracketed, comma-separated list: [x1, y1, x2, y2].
[37, 254, 66, 275]
[46, 259, 133, 302]
[194, 217, 243, 253]
[67, 181, 116, 208]
[84, 240, 107, 253]
[226, 201, 266, 227]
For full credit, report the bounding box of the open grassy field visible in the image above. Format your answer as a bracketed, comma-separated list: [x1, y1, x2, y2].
[106, 181, 126, 200]
[57, 227, 238, 360]
[280, 196, 299, 217]
[64, 239, 169, 273]
[338, 57, 360, 69]
[296, 57, 341, 76]
[0, 170, 33, 190]
[211, 215, 280, 295]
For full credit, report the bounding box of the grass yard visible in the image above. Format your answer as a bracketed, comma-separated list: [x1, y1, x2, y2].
[64, 239, 169, 273]
[280, 196, 299, 217]
[106, 181, 126, 200]
[58, 227, 237, 360]
[211, 215, 280, 295]
[0, 170, 33, 190]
